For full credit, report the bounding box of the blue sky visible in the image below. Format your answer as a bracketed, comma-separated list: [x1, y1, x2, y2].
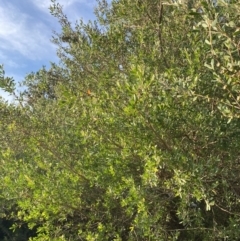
[0, 0, 97, 101]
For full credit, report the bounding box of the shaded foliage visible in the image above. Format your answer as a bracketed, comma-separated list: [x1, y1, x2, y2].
[1, 0, 240, 240]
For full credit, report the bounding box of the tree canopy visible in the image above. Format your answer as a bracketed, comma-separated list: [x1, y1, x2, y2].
[1, 0, 240, 240]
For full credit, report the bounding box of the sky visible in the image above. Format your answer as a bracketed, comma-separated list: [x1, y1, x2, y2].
[0, 0, 98, 101]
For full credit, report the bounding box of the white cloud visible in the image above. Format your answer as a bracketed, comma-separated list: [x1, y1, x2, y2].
[0, 0, 98, 94]
[0, 89, 14, 102]
[0, 2, 55, 61]
[0, 51, 24, 68]
[33, 0, 95, 12]
[33, 0, 97, 24]
[34, 0, 76, 10]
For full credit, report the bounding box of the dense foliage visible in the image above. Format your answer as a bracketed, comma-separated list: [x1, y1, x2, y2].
[1, 0, 240, 240]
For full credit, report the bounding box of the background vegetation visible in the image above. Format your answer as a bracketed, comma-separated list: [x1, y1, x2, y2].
[0, 0, 240, 240]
